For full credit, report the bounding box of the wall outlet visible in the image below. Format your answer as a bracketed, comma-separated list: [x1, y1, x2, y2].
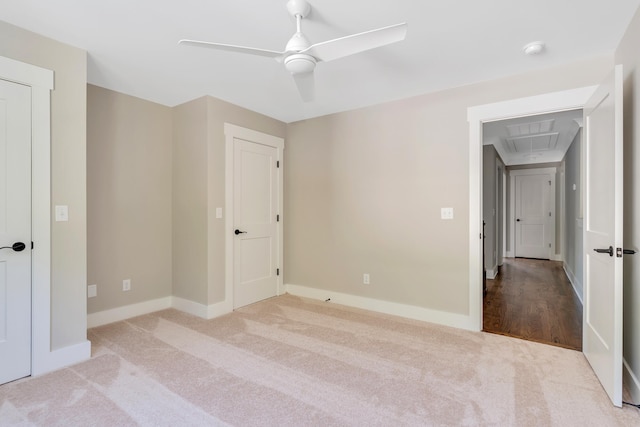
[122, 279, 131, 291]
[363, 273, 370, 285]
[441, 207, 454, 220]
[87, 284, 97, 298]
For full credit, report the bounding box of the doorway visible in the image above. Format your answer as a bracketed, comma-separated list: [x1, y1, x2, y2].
[481, 110, 583, 349]
[224, 123, 284, 310]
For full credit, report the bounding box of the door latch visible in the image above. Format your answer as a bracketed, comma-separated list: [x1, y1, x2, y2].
[617, 247, 637, 257]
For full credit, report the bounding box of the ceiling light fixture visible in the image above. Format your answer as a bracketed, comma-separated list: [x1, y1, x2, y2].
[523, 41, 545, 55]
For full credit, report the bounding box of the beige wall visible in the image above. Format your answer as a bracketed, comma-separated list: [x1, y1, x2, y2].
[172, 97, 209, 304]
[172, 96, 285, 306]
[0, 20, 87, 350]
[285, 56, 612, 316]
[87, 85, 173, 313]
[616, 4, 640, 401]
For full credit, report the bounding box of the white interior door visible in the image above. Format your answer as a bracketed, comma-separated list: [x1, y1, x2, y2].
[233, 139, 279, 309]
[0, 79, 32, 385]
[514, 172, 552, 259]
[583, 65, 624, 407]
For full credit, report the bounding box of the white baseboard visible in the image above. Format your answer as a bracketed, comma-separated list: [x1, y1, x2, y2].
[486, 266, 498, 280]
[563, 263, 583, 304]
[505, 251, 514, 258]
[87, 297, 172, 328]
[88, 296, 234, 328]
[624, 358, 640, 404]
[285, 283, 475, 331]
[172, 296, 232, 320]
[551, 254, 563, 261]
[32, 340, 91, 377]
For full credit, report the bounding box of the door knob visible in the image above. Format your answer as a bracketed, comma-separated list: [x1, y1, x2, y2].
[234, 229, 247, 235]
[0, 242, 26, 252]
[594, 246, 614, 257]
[516, 218, 521, 222]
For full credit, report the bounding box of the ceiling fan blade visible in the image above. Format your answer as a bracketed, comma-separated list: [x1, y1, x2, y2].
[292, 71, 315, 102]
[304, 22, 407, 63]
[179, 39, 285, 59]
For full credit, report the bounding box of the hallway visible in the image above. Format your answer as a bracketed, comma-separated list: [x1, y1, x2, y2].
[483, 258, 582, 350]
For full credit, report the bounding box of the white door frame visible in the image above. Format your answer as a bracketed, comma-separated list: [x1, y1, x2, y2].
[509, 167, 557, 260]
[0, 56, 63, 376]
[224, 123, 284, 310]
[468, 86, 596, 331]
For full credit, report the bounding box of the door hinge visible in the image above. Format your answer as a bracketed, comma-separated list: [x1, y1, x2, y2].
[549, 212, 552, 217]
[31, 241, 34, 249]
[276, 268, 280, 276]
[276, 160, 280, 168]
[549, 243, 552, 248]
[549, 180, 551, 186]
[277, 214, 280, 222]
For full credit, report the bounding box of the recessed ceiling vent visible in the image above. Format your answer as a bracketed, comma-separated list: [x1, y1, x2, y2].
[506, 119, 554, 137]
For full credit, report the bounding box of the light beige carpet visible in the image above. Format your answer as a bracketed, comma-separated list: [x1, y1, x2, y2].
[1, 294, 639, 426]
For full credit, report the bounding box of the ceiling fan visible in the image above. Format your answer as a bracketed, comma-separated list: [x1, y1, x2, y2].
[179, 0, 407, 102]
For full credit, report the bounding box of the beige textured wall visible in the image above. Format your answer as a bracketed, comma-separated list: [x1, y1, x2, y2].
[87, 85, 173, 313]
[0, 20, 87, 349]
[285, 56, 612, 316]
[615, 4, 640, 401]
[172, 96, 285, 305]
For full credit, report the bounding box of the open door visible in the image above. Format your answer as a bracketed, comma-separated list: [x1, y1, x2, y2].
[583, 65, 623, 407]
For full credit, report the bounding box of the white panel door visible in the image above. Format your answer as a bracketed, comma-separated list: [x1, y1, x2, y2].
[0, 79, 32, 384]
[233, 139, 278, 309]
[583, 65, 623, 407]
[515, 173, 551, 259]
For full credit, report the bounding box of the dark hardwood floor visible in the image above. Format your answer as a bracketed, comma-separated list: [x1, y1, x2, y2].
[483, 257, 582, 351]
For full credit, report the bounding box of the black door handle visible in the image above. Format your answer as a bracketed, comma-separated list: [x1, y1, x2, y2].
[0, 242, 26, 252]
[234, 229, 247, 235]
[594, 246, 614, 257]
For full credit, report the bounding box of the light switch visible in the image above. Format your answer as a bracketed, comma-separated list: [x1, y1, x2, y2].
[55, 205, 69, 222]
[216, 207, 223, 219]
[441, 207, 454, 220]
[87, 284, 97, 298]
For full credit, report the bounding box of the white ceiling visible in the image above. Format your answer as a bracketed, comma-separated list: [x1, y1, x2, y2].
[483, 110, 583, 166]
[1, 0, 639, 123]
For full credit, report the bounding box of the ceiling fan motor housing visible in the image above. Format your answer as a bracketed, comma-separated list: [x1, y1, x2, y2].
[284, 53, 316, 74]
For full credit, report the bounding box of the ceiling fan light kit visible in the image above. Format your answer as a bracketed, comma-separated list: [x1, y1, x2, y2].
[179, 0, 407, 102]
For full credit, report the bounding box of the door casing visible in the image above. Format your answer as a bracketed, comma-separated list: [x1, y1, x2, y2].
[0, 55, 69, 376]
[510, 167, 557, 260]
[468, 86, 597, 331]
[224, 123, 284, 311]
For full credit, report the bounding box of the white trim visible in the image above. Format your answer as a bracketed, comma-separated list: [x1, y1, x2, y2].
[31, 340, 91, 377]
[1, 55, 91, 377]
[285, 284, 476, 331]
[0, 56, 53, 89]
[87, 296, 234, 328]
[509, 167, 557, 260]
[468, 86, 596, 331]
[486, 267, 498, 280]
[172, 296, 232, 320]
[87, 297, 172, 328]
[505, 251, 514, 258]
[563, 263, 583, 304]
[623, 358, 640, 404]
[224, 123, 285, 311]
